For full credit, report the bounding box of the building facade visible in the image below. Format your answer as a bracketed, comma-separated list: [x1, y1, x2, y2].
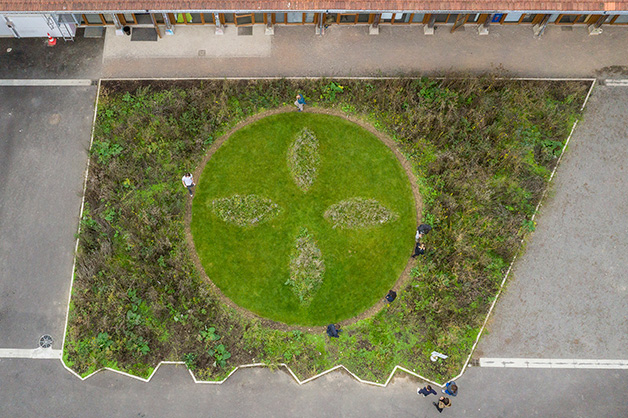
[1, 1, 627, 39]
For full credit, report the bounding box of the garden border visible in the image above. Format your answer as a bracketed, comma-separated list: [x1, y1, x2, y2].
[59, 77, 597, 388]
[183, 106, 423, 332]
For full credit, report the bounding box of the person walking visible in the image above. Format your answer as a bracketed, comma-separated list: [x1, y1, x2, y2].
[294, 93, 306, 112]
[433, 397, 451, 413]
[385, 290, 397, 303]
[417, 384, 437, 397]
[182, 173, 195, 198]
[442, 381, 458, 397]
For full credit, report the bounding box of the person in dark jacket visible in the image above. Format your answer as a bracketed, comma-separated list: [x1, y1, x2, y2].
[326, 323, 341, 338]
[385, 290, 397, 303]
[411, 242, 426, 258]
[415, 224, 432, 241]
[418, 384, 437, 397]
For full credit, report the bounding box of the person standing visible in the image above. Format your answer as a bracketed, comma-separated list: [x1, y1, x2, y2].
[411, 242, 425, 258]
[417, 384, 437, 397]
[182, 173, 195, 198]
[294, 94, 306, 112]
[433, 397, 451, 413]
[442, 381, 458, 397]
[416, 224, 432, 241]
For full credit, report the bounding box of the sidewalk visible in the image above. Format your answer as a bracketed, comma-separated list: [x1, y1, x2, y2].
[102, 24, 628, 79]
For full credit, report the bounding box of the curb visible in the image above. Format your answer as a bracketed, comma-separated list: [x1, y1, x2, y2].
[58, 77, 596, 388]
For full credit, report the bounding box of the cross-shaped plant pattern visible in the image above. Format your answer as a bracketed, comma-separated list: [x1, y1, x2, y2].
[210, 128, 398, 305]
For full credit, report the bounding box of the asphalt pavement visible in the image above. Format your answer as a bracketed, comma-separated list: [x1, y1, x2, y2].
[0, 85, 97, 348]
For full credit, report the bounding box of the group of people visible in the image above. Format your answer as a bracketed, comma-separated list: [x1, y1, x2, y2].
[418, 381, 458, 413]
[412, 223, 432, 258]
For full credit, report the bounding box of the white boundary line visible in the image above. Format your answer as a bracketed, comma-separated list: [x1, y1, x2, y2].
[56, 77, 597, 387]
[59, 79, 102, 379]
[0, 348, 62, 359]
[480, 358, 628, 369]
[0, 79, 94, 86]
[604, 79, 628, 87]
[99, 76, 596, 82]
[435, 77, 596, 384]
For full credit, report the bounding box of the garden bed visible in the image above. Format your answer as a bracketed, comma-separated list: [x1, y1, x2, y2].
[64, 77, 589, 382]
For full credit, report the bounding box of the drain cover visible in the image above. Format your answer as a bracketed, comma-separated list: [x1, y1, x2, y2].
[39, 335, 54, 348]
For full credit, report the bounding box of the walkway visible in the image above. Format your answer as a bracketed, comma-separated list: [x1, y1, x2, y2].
[102, 25, 628, 78]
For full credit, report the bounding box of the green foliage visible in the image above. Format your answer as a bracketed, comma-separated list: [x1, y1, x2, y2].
[183, 353, 197, 370]
[321, 81, 344, 102]
[208, 344, 231, 368]
[65, 77, 587, 384]
[92, 140, 123, 164]
[198, 326, 221, 343]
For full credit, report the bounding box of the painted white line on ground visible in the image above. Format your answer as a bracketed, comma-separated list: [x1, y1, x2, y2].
[480, 358, 628, 369]
[604, 79, 628, 87]
[101, 76, 597, 82]
[0, 348, 62, 359]
[60, 80, 102, 372]
[0, 79, 93, 87]
[448, 79, 596, 384]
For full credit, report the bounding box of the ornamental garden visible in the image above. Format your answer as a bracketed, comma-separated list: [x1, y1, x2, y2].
[64, 78, 588, 382]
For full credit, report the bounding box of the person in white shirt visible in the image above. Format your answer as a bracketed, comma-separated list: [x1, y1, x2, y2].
[182, 173, 195, 198]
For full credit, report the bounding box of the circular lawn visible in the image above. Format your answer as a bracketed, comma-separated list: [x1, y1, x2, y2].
[191, 112, 415, 326]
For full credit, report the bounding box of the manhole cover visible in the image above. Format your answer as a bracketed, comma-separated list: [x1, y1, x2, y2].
[39, 335, 54, 348]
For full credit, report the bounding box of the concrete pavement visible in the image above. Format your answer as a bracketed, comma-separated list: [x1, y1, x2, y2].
[102, 24, 628, 78]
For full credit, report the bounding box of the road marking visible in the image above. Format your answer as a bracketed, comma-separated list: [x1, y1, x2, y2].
[0, 347, 62, 359]
[605, 79, 628, 87]
[0, 79, 94, 87]
[479, 358, 628, 369]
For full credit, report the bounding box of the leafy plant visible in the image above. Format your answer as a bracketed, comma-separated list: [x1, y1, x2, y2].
[198, 326, 221, 343]
[183, 353, 197, 370]
[208, 344, 231, 368]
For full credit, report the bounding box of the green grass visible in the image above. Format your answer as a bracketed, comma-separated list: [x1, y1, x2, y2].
[64, 78, 588, 383]
[191, 113, 415, 325]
